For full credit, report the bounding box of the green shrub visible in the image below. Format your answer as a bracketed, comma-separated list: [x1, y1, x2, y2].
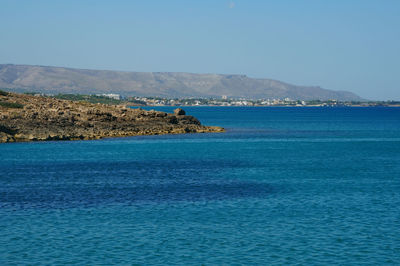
[0, 90, 8, 96]
[0, 101, 24, 108]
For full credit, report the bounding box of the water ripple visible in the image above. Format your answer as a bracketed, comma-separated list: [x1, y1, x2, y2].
[0, 181, 275, 209]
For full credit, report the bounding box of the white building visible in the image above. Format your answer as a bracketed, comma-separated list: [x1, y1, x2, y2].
[101, 93, 121, 100]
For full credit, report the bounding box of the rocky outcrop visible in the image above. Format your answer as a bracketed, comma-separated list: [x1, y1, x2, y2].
[0, 92, 224, 143]
[174, 108, 186, 116]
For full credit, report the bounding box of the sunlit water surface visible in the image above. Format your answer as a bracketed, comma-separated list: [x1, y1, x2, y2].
[1, 107, 400, 265]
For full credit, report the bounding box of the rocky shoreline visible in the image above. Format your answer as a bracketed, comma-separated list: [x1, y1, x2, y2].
[0, 91, 224, 143]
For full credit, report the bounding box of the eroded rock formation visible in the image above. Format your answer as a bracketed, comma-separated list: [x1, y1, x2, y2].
[0, 92, 224, 143]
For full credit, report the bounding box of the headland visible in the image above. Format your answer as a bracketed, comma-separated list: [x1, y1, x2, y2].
[0, 91, 224, 143]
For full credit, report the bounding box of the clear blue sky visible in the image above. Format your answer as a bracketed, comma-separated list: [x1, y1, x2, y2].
[1, 0, 399, 100]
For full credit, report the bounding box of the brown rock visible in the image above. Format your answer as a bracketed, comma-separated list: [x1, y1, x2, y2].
[0, 92, 225, 143]
[174, 108, 185, 115]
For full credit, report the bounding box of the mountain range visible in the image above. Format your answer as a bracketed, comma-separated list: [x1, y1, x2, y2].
[0, 64, 363, 100]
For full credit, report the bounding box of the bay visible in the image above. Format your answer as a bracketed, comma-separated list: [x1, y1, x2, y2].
[1, 107, 400, 265]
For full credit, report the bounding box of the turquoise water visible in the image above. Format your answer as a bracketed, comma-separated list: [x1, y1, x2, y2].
[1, 107, 400, 265]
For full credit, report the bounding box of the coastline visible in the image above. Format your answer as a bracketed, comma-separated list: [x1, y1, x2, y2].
[127, 105, 400, 108]
[0, 92, 224, 143]
[132, 104, 400, 108]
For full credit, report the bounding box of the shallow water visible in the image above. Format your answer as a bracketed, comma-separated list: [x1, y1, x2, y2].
[1, 107, 400, 264]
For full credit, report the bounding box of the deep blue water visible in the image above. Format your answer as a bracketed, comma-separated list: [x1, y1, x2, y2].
[1, 107, 400, 265]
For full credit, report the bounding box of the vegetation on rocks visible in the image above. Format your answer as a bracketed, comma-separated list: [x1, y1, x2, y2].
[53, 94, 122, 105]
[0, 101, 24, 109]
[0, 92, 224, 143]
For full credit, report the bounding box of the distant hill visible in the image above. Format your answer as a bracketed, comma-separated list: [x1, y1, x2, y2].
[0, 64, 363, 100]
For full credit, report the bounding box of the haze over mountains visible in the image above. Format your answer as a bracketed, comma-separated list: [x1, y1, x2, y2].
[0, 64, 363, 101]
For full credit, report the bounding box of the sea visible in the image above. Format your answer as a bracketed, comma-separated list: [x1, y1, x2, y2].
[1, 107, 400, 265]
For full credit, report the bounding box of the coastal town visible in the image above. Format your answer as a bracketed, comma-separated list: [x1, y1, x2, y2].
[46, 93, 400, 107]
[127, 96, 400, 107]
[10, 91, 400, 107]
